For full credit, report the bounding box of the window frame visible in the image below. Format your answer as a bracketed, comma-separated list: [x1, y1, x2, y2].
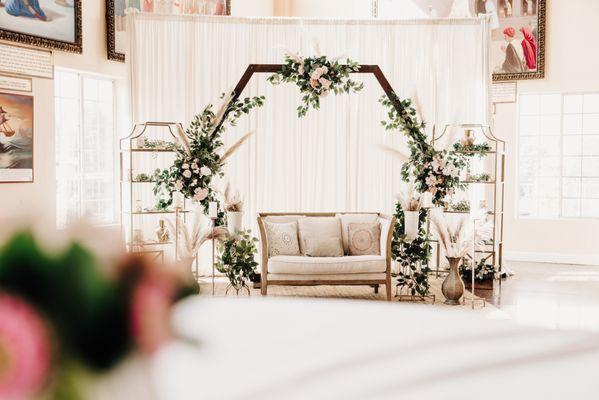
[55, 68, 119, 229]
[516, 91, 599, 221]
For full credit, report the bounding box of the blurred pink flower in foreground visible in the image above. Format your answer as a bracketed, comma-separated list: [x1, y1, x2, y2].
[131, 272, 177, 355]
[0, 294, 52, 400]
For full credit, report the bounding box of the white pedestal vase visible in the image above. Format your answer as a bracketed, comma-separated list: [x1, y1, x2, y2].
[403, 211, 420, 241]
[227, 211, 243, 235]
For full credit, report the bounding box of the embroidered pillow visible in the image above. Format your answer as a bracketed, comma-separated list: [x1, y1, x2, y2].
[304, 237, 344, 257]
[264, 221, 301, 257]
[348, 222, 381, 256]
[336, 213, 379, 254]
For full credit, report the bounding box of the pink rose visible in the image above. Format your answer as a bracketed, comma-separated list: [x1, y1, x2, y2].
[193, 188, 209, 202]
[0, 294, 52, 399]
[319, 77, 331, 89]
[310, 78, 319, 89]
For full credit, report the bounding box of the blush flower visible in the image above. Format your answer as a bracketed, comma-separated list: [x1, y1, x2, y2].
[319, 77, 331, 90]
[130, 273, 176, 355]
[193, 188, 209, 202]
[174, 180, 183, 191]
[310, 78, 319, 89]
[200, 166, 211, 176]
[182, 170, 192, 179]
[0, 294, 52, 400]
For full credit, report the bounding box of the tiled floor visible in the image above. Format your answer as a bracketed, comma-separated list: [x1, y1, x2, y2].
[480, 261, 599, 332]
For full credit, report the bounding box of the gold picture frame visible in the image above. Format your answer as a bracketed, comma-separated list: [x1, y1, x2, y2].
[0, 0, 82, 54]
[106, 0, 232, 62]
[371, 0, 546, 82]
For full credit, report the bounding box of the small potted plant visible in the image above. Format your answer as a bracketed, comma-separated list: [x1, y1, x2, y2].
[224, 184, 244, 235]
[216, 230, 259, 295]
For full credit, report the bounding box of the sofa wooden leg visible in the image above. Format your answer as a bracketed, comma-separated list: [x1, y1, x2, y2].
[386, 280, 392, 301]
[261, 282, 267, 295]
[373, 285, 379, 294]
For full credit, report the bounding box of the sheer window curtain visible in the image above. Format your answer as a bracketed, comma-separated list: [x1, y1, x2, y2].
[128, 15, 490, 275]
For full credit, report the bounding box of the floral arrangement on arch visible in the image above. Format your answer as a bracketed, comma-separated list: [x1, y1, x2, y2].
[268, 52, 364, 117]
[380, 95, 471, 206]
[154, 93, 265, 221]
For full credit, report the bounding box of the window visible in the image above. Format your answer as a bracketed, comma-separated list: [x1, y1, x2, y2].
[518, 93, 599, 219]
[55, 70, 117, 228]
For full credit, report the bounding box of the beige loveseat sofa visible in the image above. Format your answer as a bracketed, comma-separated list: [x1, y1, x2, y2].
[257, 212, 396, 301]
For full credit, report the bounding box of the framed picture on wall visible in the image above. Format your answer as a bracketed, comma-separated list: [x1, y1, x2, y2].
[0, 0, 82, 53]
[483, 0, 546, 81]
[372, 0, 546, 82]
[106, 0, 232, 62]
[0, 92, 34, 183]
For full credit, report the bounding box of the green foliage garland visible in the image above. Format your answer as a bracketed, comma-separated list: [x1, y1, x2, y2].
[216, 229, 259, 293]
[392, 204, 432, 296]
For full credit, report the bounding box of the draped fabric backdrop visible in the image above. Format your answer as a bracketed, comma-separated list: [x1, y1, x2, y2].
[128, 14, 490, 275]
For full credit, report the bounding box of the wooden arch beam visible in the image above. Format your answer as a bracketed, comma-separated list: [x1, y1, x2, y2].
[225, 63, 406, 125]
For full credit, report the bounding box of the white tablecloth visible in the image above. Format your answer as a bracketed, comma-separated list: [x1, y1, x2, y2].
[150, 297, 599, 400]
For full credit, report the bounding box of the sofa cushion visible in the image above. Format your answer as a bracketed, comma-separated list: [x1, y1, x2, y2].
[336, 213, 379, 254]
[264, 221, 301, 257]
[263, 215, 306, 223]
[297, 217, 342, 255]
[267, 273, 387, 282]
[304, 237, 344, 257]
[348, 222, 381, 256]
[268, 255, 386, 275]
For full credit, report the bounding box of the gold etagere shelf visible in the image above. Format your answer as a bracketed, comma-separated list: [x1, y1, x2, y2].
[429, 124, 506, 284]
[119, 122, 188, 262]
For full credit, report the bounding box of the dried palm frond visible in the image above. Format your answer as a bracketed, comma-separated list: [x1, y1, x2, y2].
[395, 180, 421, 212]
[220, 131, 255, 163]
[430, 213, 471, 258]
[165, 215, 229, 259]
[377, 144, 410, 163]
[209, 91, 234, 137]
[223, 183, 244, 212]
[312, 38, 322, 57]
[175, 123, 192, 156]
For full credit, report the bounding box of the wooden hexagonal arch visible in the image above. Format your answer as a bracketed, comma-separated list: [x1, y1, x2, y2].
[217, 63, 406, 131]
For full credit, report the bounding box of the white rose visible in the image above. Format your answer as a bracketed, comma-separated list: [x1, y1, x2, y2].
[191, 163, 198, 170]
[182, 170, 192, 178]
[298, 65, 305, 75]
[311, 70, 322, 80]
[200, 166, 211, 176]
[320, 66, 328, 74]
[182, 163, 190, 170]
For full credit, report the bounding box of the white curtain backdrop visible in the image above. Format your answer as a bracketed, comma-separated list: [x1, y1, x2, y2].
[128, 14, 490, 275]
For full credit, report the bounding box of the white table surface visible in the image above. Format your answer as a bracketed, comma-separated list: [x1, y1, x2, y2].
[149, 297, 599, 400]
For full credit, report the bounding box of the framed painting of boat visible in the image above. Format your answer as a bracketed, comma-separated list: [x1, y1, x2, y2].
[0, 92, 33, 183]
[107, 0, 231, 62]
[0, 0, 82, 53]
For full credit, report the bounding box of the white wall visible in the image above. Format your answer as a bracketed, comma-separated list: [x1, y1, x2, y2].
[496, 0, 599, 264]
[0, 1, 127, 227]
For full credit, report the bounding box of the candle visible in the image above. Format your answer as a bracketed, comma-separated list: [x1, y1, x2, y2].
[208, 202, 218, 219]
[422, 192, 433, 208]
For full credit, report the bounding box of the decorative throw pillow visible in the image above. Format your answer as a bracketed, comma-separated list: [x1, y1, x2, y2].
[264, 221, 301, 257]
[304, 237, 344, 257]
[348, 222, 381, 256]
[336, 213, 379, 254]
[297, 217, 342, 255]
